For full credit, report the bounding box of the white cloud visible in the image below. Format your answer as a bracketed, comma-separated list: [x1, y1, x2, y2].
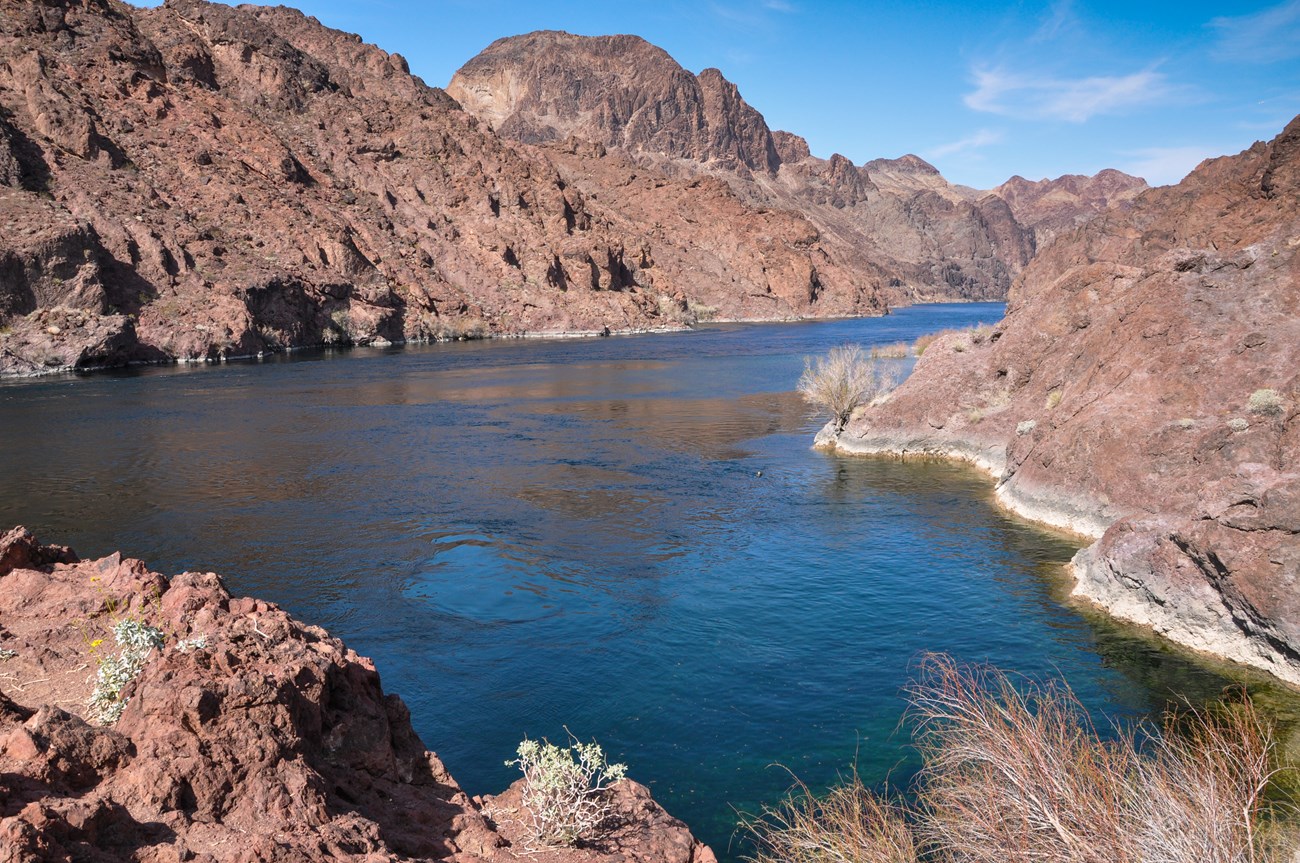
[927, 128, 1003, 158]
[965, 66, 1170, 123]
[1211, 1, 1300, 63]
[1119, 145, 1221, 186]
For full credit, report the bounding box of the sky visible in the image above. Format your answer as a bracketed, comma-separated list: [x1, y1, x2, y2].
[134, 0, 1300, 188]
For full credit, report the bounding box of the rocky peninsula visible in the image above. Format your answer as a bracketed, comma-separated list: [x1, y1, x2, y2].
[824, 116, 1300, 686]
[0, 526, 715, 863]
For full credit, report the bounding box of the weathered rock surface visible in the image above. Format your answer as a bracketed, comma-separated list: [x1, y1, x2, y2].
[993, 169, 1148, 248]
[0, 526, 716, 863]
[448, 32, 1039, 303]
[0, 0, 889, 378]
[829, 117, 1300, 685]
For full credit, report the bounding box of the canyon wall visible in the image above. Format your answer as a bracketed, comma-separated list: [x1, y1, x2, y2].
[828, 117, 1300, 684]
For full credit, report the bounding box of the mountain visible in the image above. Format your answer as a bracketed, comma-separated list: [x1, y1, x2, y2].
[0, 1, 887, 377]
[827, 116, 1300, 685]
[993, 169, 1148, 247]
[448, 30, 1036, 304]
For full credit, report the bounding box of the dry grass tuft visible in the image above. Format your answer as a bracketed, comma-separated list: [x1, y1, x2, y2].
[744, 656, 1287, 863]
[871, 342, 910, 359]
[742, 772, 917, 863]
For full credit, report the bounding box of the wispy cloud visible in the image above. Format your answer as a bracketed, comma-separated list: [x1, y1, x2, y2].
[1032, 0, 1076, 43]
[1211, 1, 1300, 63]
[927, 128, 1003, 158]
[964, 66, 1170, 123]
[708, 1, 793, 28]
[1120, 145, 1220, 186]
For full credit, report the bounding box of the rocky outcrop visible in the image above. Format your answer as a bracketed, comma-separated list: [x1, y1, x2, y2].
[448, 32, 1036, 303]
[827, 117, 1300, 685]
[992, 169, 1147, 248]
[0, 1, 888, 378]
[0, 526, 716, 863]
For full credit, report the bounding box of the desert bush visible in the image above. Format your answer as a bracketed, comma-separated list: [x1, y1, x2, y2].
[1229, 418, 1250, 432]
[506, 734, 628, 847]
[1248, 389, 1284, 416]
[798, 345, 900, 433]
[1016, 419, 1037, 436]
[744, 656, 1284, 863]
[1045, 389, 1062, 409]
[88, 618, 164, 724]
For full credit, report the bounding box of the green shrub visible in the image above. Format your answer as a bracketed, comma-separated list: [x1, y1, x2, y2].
[506, 734, 628, 846]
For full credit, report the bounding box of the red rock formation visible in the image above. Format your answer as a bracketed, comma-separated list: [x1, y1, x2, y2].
[0, 526, 716, 863]
[993, 169, 1148, 248]
[0, 1, 887, 378]
[448, 32, 1036, 303]
[827, 117, 1300, 685]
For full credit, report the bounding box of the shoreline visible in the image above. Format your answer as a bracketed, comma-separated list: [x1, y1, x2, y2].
[0, 298, 1013, 383]
[818, 425, 1300, 690]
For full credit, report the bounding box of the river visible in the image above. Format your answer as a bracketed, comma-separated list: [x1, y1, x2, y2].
[0, 302, 1268, 857]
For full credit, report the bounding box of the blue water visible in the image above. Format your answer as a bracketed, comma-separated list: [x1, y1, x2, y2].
[0, 303, 1253, 856]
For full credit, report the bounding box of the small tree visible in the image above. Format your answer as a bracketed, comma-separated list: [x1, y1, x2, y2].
[798, 345, 899, 433]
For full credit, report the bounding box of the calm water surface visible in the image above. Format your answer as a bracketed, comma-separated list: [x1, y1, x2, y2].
[0, 303, 1260, 856]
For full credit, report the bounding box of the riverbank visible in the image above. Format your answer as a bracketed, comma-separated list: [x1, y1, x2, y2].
[0, 526, 715, 863]
[825, 117, 1300, 690]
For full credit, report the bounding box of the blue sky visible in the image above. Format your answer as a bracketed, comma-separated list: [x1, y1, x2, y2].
[136, 1, 1300, 188]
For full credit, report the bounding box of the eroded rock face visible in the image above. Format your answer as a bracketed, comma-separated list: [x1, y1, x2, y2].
[0, 1, 888, 378]
[832, 117, 1300, 685]
[993, 169, 1148, 248]
[448, 32, 1037, 303]
[0, 527, 716, 863]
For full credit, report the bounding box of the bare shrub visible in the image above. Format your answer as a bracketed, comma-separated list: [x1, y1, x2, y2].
[744, 656, 1284, 863]
[798, 345, 900, 433]
[913, 656, 1279, 863]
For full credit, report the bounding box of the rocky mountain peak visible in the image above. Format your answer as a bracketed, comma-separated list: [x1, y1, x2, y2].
[448, 30, 781, 177]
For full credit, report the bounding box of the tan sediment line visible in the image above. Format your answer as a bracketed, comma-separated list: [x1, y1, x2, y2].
[821, 427, 1114, 539]
[820, 423, 1300, 688]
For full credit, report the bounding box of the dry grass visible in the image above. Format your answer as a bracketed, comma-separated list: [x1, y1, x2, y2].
[871, 342, 910, 359]
[742, 772, 917, 863]
[743, 656, 1287, 863]
[798, 345, 900, 433]
[913, 325, 999, 357]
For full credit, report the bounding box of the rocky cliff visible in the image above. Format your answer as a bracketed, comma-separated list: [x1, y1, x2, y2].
[826, 117, 1300, 685]
[0, 0, 889, 378]
[993, 169, 1148, 247]
[448, 32, 1042, 303]
[0, 526, 716, 863]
